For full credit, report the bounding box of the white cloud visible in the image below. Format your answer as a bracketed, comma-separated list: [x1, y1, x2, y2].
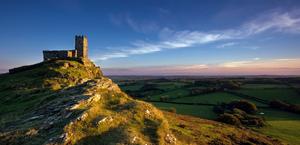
[242, 11, 300, 35]
[217, 42, 237, 48]
[95, 10, 300, 61]
[94, 31, 228, 60]
[246, 46, 260, 50]
[98, 52, 128, 60]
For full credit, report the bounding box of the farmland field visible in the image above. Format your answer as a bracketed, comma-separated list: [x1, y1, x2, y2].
[152, 81, 188, 91]
[113, 76, 300, 145]
[241, 84, 289, 89]
[236, 88, 300, 104]
[256, 108, 300, 145]
[149, 89, 190, 101]
[119, 83, 143, 91]
[172, 92, 268, 106]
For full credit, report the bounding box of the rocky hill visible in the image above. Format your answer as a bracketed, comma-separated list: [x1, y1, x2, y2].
[0, 59, 283, 145]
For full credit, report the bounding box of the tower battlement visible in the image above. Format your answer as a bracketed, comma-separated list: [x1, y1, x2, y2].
[43, 35, 89, 61]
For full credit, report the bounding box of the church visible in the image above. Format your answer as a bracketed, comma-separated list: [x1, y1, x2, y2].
[43, 35, 88, 61]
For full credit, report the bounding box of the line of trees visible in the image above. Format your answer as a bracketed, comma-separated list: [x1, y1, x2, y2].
[269, 100, 300, 114]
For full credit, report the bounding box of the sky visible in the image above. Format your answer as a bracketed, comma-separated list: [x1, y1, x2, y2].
[1, 0, 300, 75]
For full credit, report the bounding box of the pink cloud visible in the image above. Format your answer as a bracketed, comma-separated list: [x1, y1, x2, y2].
[102, 58, 300, 76]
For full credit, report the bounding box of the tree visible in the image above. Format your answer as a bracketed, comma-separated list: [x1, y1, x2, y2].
[227, 100, 258, 114]
[217, 113, 241, 126]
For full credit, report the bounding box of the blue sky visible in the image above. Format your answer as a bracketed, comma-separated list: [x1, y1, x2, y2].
[1, 0, 300, 75]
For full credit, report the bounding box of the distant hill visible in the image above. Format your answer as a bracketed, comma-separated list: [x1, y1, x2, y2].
[0, 59, 283, 145]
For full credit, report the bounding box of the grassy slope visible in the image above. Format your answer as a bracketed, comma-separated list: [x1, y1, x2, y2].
[0, 60, 285, 145]
[164, 111, 282, 145]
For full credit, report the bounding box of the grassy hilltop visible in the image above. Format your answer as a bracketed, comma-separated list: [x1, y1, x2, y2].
[0, 59, 283, 145]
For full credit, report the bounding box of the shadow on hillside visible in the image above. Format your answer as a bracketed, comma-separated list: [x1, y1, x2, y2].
[74, 127, 127, 145]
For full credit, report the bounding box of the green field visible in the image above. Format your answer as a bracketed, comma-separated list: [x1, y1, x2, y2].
[149, 89, 190, 101]
[119, 83, 144, 91]
[256, 108, 300, 145]
[237, 88, 300, 104]
[241, 84, 289, 89]
[237, 83, 300, 104]
[152, 102, 217, 119]
[291, 83, 300, 88]
[153, 82, 187, 91]
[117, 78, 300, 145]
[152, 102, 300, 144]
[172, 92, 268, 106]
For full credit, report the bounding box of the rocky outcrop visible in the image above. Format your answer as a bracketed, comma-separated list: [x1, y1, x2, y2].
[0, 60, 177, 145]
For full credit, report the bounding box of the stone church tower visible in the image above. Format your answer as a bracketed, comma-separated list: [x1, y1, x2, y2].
[75, 35, 88, 58]
[43, 35, 89, 61]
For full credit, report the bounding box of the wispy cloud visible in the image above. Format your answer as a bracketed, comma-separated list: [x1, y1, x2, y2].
[103, 64, 208, 75]
[246, 46, 260, 50]
[103, 58, 300, 75]
[253, 57, 260, 60]
[109, 14, 159, 33]
[241, 11, 300, 35]
[275, 58, 297, 61]
[217, 42, 237, 48]
[94, 31, 228, 60]
[220, 61, 252, 68]
[217, 42, 260, 50]
[95, 10, 300, 61]
[220, 58, 300, 69]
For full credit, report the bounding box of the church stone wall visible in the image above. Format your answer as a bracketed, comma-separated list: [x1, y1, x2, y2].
[43, 50, 76, 61]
